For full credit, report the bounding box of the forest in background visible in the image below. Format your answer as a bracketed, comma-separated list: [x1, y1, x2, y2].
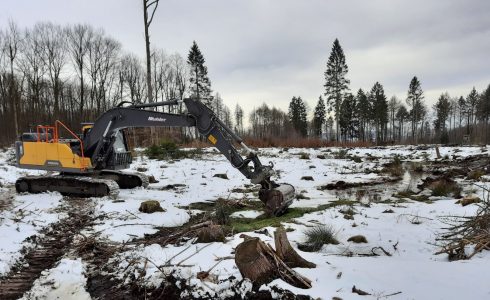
[1, 21, 489, 147]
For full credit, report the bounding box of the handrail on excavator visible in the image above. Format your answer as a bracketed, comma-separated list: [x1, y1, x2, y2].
[54, 120, 88, 170]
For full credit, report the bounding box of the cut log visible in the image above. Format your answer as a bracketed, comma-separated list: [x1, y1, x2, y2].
[274, 227, 316, 268]
[235, 237, 312, 289]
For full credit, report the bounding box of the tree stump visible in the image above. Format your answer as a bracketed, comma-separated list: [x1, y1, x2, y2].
[235, 238, 277, 287]
[196, 224, 225, 243]
[435, 146, 441, 159]
[274, 227, 316, 268]
[139, 200, 165, 213]
[235, 237, 312, 289]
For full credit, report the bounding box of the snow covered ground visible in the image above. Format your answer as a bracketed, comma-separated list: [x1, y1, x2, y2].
[1, 145, 490, 299]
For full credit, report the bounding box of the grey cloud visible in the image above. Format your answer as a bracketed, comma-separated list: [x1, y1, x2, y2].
[1, 0, 489, 116]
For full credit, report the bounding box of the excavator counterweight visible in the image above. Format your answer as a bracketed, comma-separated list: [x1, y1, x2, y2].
[15, 98, 295, 216]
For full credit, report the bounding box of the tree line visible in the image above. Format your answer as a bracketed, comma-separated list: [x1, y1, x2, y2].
[258, 39, 490, 145]
[1, 20, 489, 146]
[0, 21, 239, 146]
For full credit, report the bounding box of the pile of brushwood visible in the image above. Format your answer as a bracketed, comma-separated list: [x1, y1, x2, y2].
[436, 188, 490, 260]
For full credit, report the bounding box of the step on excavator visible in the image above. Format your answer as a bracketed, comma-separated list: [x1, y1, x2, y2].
[14, 98, 295, 216]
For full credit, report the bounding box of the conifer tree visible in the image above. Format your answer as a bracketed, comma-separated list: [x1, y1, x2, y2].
[433, 92, 451, 143]
[324, 38, 349, 141]
[339, 93, 358, 141]
[356, 89, 370, 141]
[326, 116, 334, 141]
[395, 105, 409, 141]
[187, 41, 212, 105]
[388, 96, 400, 140]
[312, 96, 326, 137]
[477, 84, 490, 142]
[370, 82, 388, 143]
[406, 76, 424, 143]
[288, 96, 308, 137]
[466, 87, 479, 134]
[234, 104, 244, 135]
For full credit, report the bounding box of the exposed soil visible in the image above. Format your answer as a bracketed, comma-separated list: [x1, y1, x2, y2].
[319, 176, 401, 190]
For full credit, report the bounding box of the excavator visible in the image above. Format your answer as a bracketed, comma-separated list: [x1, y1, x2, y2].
[14, 98, 295, 216]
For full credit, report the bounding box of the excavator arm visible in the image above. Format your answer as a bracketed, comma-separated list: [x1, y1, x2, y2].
[83, 98, 295, 216]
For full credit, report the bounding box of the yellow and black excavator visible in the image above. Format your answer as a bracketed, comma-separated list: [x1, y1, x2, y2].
[14, 98, 295, 216]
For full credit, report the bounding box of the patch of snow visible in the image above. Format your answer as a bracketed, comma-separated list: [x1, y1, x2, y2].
[20, 258, 91, 300]
[0, 192, 63, 276]
[230, 210, 262, 218]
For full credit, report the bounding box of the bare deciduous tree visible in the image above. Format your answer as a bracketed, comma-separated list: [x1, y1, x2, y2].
[68, 24, 93, 122]
[143, 0, 159, 104]
[3, 21, 21, 136]
[37, 22, 66, 119]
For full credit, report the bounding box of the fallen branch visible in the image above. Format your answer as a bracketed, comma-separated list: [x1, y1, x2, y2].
[436, 188, 490, 260]
[371, 246, 392, 256]
[380, 291, 402, 298]
[176, 243, 212, 266]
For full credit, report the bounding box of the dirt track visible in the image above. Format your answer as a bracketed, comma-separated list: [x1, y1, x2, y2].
[0, 198, 94, 300]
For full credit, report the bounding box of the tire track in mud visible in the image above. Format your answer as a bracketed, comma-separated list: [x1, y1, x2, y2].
[0, 198, 94, 300]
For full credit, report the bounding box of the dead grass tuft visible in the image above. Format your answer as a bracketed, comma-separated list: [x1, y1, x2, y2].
[382, 155, 404, 177]
[467, 169, 486, 181]
[429, 179, 462, 198]
[298, 225, 339, 252]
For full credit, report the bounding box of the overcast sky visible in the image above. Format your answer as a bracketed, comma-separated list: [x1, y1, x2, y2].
[1, 0, 489, 117]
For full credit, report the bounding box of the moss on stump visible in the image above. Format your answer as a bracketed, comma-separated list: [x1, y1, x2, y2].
[139, 200, 166, 213]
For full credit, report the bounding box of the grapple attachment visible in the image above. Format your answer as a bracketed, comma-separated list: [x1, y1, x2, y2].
[259, 183, 295, 216]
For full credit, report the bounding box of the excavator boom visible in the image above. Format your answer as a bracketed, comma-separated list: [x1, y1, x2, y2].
[15, 98, 295, 216]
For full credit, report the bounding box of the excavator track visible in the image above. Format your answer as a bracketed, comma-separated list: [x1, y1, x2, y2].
[97, 170, 149, 189]
[15, 175, 119, 199]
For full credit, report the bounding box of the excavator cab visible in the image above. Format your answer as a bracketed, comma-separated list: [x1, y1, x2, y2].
[106, 130, 133, 170]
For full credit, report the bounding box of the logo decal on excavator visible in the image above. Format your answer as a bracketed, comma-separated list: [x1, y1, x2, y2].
[148, 117, 166, 122]
[208, 134, 217, 145]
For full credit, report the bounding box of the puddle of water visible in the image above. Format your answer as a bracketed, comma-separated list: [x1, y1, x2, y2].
[329, 167, 425, 204]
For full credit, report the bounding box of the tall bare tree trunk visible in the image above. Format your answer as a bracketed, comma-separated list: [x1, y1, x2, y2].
[143, 1, 153, 104]
[143, 0, 159, 145]
[9, 61, 18, 137]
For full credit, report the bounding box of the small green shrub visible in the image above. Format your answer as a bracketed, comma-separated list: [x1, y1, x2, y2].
[334, 149, 348, 159]
[383, 155, 404, 177]
[349, 155, 362, 163]
[299, 152, 310, 159]
[409, 162, 424, 173]
[214, 199, 232, 225]
[145, 139, 202, 160]
[299, 225, 339, 252]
